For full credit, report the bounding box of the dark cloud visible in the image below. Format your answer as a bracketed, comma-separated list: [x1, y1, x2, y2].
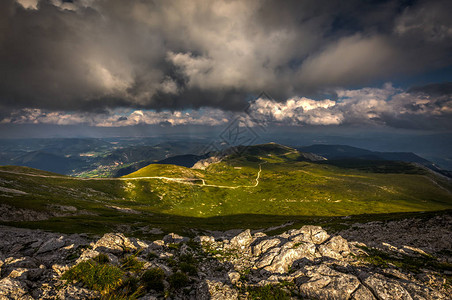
[3, 84, 450, 130]
[408, 82, 452, 96]
[0, 0, 451, 117]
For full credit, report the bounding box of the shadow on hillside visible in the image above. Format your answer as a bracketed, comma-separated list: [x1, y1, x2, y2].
[1, 209, 451, 240]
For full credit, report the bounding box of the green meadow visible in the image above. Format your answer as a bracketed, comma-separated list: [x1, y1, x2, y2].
[0, 144, 451, 237]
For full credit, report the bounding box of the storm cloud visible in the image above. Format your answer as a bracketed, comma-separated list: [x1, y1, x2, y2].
[3, 84, 451, 130]
[0, 0, 451, 129]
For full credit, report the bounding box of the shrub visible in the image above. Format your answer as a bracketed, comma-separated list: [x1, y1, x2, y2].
[179, 254, 196, 264]
[166, 258, 178, 269]
[141, 268, 165, 292]
[179, 262, 197, 276]
[146, 251, 159, 260]
[168, 272, 189, 289]
[185, 239, 201, 251]
[62, 260, 124, 294]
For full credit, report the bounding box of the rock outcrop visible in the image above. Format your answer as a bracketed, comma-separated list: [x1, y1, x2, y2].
[0, 216, 450, 299]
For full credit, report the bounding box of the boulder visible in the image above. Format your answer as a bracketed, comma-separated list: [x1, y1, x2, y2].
[195, 236, 215, 244]
[363, 274, 412, 300]
[263, 243, 316, 273]
[56, 284, 99, 299]
[36, 236, 65, 254]
[299, 265, 361, 300]
[162, 233, 187, 244]
[252, 238, 281, 256]
[197, 279, 239, 300]
[255, 247, 280, 269]
[318, 235, 350, 260]
[230, 229, 254, 250]
[228, 271, 241, 285]
[0, 277, 33, 300]
[92, 233, 137, 254]
[351, 285, 376, 300]
[290, 226, 330, 244]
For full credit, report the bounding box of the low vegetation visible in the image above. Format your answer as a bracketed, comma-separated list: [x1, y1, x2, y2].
[62, 257, 124, 295]
[141, 268, 165, 292]
[245, 284, 292, 300]
[0, 144, 451, 236]
[357, 245, 452, 275]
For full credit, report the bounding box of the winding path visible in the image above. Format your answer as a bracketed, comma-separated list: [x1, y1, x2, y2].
[0, 162, 267, 189]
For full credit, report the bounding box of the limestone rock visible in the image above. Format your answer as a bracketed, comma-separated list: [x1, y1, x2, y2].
[230, 229, 254, 250]
[255, 247, 280, 269]
[228, 271, 241, 285]
[195, 235, 215, 244]
[76, 248, 100, 263]
[197, 279, 238, 300]
[57, 284, 99, 299]
[290, 225, 330, 244]
[298, 265, 360, 299]
[318, 235, 350, 259]
[36, 236, 65, 254]
[351, 285, 376, 300]
[264, 243, 315, 273]
[0, 218, 450, 300]
[363, 274, 413, 300]
[163, 233, 187, 244]
[92, 233, 137, 254]
[0, 277, 33, 300]
[252, 238, 281, 256]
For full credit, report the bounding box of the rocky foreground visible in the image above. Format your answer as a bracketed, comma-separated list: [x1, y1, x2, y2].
[0, 216, 451, 299]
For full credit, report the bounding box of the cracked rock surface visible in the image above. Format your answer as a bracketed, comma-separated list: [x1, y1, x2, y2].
[0, 214, 451, 299]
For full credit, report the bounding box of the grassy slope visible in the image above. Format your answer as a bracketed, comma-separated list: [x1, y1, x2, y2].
[0, 144, 451, 236]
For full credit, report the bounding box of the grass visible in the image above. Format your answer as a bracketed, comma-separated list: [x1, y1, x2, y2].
[141, 268, 165, 292]
[93, 253, 110, 264]
[121, 256, 145, 272]
[63, 255, 166, 298]
[246, 284, 292, 300]
[0, 143, 451, 236]
[357, 245, 452, 274]
[168, 272, 189, 289]
[62, 258, 124, 295]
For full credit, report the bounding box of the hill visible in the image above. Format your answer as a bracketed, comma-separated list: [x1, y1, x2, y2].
[298, 144, 451, 177]
[0, 143, 451, 236]
[8, 151, 86, 174]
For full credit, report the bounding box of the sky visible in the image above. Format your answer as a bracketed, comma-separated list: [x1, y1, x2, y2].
[0, 0, 451, 136]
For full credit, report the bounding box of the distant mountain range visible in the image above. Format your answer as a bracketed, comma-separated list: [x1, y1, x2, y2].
[0, 137, 450, 178]
[297, 144, 451, 178]
[0, 138, 208, 177]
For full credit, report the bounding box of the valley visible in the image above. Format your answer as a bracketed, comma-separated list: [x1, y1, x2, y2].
[0, 143, 451, 238]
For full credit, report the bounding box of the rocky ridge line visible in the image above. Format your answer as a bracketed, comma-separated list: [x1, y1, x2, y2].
[0, 220, 450, 299]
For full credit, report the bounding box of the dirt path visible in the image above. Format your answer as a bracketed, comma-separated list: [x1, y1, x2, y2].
[0, 163, 266, 189]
